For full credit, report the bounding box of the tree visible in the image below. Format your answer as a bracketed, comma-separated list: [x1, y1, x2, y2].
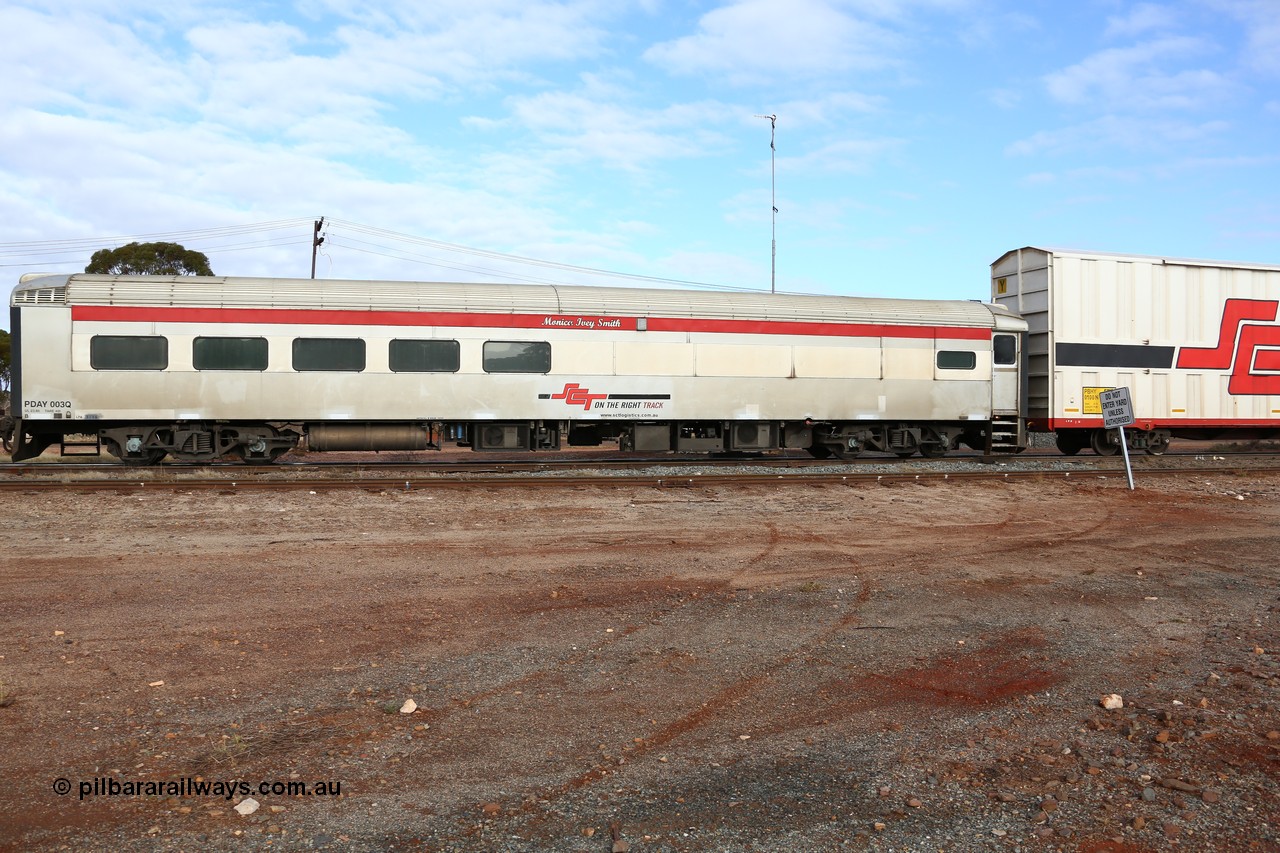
[85, 241, 213, 276]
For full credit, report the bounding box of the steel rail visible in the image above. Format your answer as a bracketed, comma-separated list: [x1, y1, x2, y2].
[0, 464, 1273, 492]
[0, 447, 1273, 478]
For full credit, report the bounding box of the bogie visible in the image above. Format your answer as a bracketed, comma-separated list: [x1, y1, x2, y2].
[98, 424, 298, 464]
[1090, 429, 1121, 456]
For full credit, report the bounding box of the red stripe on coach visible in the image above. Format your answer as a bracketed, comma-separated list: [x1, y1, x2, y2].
[71, 305, 992, 340]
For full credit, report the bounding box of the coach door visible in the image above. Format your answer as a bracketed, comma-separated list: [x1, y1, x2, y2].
[992, 332, 1020, 413]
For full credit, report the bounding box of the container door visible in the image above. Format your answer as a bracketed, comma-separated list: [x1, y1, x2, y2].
[992, 333, 1020, 413]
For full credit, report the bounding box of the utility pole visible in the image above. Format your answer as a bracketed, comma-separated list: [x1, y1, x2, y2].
[754, 114, 777, 293]
[310, 217, 325, 279]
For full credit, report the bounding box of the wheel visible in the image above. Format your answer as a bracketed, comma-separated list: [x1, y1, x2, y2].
[1144, 436, 1169, 456]
[895, 449, 917, 459]
[806, 444, 834, 460]
[919, 443, 946, 458]
[1090, 429, 1120, 456]
[1055, 432, 1085, 456]
[120, 451, 166, 466]
[237, 448, 287, 465]
[104, 438, 165, 465]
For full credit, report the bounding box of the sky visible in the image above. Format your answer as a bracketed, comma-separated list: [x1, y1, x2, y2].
[1, 0, 1278, 312]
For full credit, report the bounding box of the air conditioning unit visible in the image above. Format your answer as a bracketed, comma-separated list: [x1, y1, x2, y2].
[473, 423, 529, 450]
[728, 422, 775, 450]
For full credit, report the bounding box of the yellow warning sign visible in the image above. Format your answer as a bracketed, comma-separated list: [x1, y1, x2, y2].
[1082, 387, 1111, 415]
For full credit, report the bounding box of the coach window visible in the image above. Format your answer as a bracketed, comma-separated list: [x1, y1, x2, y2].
[993, 334, 1017, 365]
[90, 335, 168, 370]
[389, 339, 461, 373]
[937, 350, 977, 370]
[482, 341, 551, 374]
[194, 337, 269, 371]
[292, 338, 366, 372]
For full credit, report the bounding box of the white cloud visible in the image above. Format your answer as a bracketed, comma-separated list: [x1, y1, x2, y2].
[1006, 115, 1230, 157]
[0, 103, 588, 280]
[185, 20, 308, 62]
[781, 137, 902, 175]
[643, 0, 904, 84]
[3, 0, 1276, 296]
[1, 6, 200, 113]
[503, 85, 738, 172]
[1206, 0, 1280, 76]
[654, 248, 762, 287]
[953, 9, 1040, 50]
[1019, 157, 1271, 200]
[986, 88, 1021, 109]
[771, 92, 885, 125]
[1156, 152, 1279, 176]
[1104, 3, 1178, 39]
[1044, 37, 1232, 112]
[1020, 172, 1056, 186]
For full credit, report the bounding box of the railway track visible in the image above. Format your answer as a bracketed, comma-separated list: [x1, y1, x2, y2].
[0, 444, 1274, 477]
[2, 454, 1277, 492]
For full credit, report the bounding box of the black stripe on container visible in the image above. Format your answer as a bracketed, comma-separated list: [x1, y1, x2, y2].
[1055, 342, 1175, 369]
[608, 394, 672, 400]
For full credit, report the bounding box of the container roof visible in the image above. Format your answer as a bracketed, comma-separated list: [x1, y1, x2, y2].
[992, 246, 1280, 273]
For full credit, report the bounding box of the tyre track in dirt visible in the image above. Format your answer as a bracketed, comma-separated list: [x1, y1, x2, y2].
[6, 476, 1280, 850]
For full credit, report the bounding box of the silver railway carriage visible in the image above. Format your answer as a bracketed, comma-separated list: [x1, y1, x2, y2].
[8, 273, 1027, 464]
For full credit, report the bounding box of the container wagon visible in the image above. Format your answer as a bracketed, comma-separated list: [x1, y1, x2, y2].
[992, 246, 1280, 454]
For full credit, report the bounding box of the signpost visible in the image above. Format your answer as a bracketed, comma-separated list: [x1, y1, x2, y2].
[1099, 387, 1136, 490]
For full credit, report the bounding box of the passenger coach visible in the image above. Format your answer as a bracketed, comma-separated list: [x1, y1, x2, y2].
[8, 273, 1027, 463]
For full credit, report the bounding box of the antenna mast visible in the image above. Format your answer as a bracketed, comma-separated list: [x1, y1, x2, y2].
[754, 114, 777, 293]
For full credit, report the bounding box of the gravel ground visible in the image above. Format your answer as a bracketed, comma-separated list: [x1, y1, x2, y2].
[0, 466, 1277, 852]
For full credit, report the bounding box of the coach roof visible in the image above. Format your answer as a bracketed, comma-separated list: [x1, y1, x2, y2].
[16, 273, 1010, 329]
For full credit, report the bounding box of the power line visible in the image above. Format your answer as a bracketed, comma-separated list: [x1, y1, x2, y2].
[324, 219, 770, 292]
[0, 218, 312, 250]
[0, 217, 771, 293]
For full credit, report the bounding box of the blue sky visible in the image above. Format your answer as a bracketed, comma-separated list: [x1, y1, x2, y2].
[1, 0, 1277, 307]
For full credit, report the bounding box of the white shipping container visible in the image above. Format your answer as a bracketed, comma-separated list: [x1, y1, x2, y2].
[992, 246, 1280, 450]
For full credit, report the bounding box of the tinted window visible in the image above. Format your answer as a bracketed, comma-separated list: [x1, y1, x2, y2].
[390, 339, 460, 373]
[292, 338, 366, 372]
[993, 334, 1017, 366]
[937, 350, 977, 370]
[194, 337, 268, 371]
[91, 335, 168, 370]
[483, 341, 551, 374]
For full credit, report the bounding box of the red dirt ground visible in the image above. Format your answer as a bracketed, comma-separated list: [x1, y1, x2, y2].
[1, 471, 1277, 851]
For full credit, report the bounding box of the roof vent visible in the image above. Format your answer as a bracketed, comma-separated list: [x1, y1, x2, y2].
[12, 286, 67, 305]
